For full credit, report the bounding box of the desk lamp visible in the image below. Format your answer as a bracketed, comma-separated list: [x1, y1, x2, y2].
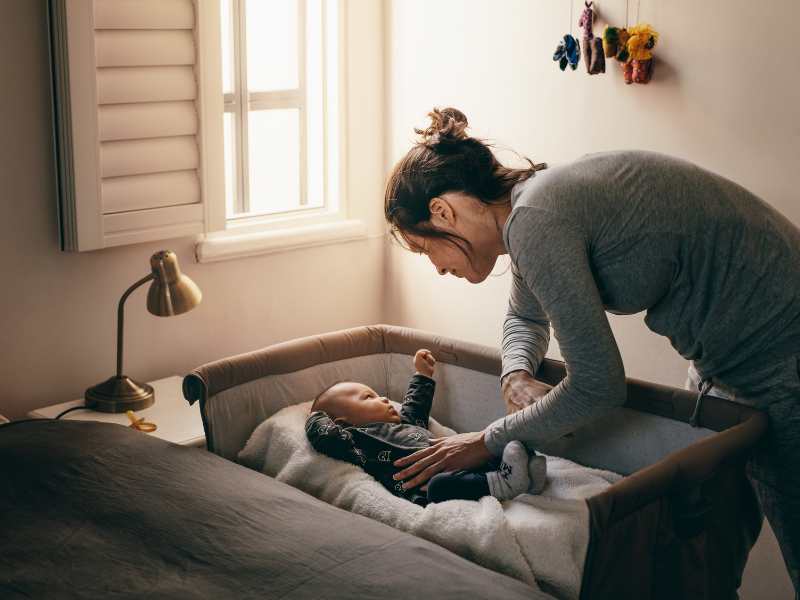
[85, 250, 202, 413]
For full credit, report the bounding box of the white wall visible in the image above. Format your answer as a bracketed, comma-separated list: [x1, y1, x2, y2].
[384, 1, 799, 597]
[0, 0, 386, 419]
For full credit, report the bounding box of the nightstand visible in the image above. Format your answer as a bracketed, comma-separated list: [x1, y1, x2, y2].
[27, 376, 205, 447]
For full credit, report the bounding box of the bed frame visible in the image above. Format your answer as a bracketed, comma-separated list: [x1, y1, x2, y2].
[184, 324, 765, 600]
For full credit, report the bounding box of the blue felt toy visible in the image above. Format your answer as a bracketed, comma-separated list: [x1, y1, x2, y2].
[553, 34, 581, 71]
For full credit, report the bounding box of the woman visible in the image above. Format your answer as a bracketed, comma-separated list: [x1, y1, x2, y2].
[385, 107, 800, 592]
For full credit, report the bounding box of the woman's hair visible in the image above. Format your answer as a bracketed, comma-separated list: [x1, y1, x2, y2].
[384, 107, 546, 255]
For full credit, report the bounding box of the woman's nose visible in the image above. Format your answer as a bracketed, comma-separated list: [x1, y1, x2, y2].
[437, 266, 448, 276]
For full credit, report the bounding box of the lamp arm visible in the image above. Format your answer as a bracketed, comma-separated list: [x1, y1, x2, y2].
[116, 273, 155, 377]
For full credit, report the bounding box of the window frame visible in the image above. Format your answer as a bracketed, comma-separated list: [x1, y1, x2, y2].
[196, 0, 378, 264]
[222, 0, 337, 224]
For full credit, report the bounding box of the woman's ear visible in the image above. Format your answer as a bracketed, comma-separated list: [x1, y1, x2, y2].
[428, 197, 456, 230]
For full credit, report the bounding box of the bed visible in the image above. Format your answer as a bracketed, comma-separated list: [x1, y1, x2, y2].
[0, 419, 542, 599]
[182, 324, 767, 600]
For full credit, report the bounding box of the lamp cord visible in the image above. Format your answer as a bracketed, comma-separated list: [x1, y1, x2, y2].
[54, 405, 87, 419]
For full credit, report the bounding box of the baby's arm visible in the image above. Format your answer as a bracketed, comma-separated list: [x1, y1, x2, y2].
[400, 350, 437, 427]
[305, 412, 366, 467]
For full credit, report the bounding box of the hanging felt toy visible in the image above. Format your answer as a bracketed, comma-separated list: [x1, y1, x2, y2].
[577, 2, 605, 74]
[602, 26, 628, 58]
[553, 34, 581, 71]
[552, 2, 581, 72]
[625, 23, 659, 84]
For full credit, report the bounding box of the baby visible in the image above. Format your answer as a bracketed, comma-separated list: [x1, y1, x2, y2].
[305, 349, 546, 506]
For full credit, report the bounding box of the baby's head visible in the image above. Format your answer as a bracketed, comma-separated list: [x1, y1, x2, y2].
[311, 381, 401, 426]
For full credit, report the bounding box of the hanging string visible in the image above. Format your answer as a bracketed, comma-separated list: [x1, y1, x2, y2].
[636, 0, 641, 25]
[625, 0, 630, 28]
[569, 0, 574, 35]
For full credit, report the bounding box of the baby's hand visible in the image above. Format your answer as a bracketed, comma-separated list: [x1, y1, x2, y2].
[414, 349, 436, 378]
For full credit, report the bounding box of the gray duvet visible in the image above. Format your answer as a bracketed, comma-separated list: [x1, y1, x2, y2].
[0, 420, 544, 599]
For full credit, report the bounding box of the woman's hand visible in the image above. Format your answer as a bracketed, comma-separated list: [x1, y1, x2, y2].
[392, 431, 492, 490]
[501, 370, 552, 414]
[414, 349, 436, 378]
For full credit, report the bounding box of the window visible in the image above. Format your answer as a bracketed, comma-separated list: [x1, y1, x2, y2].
[220, 0, 341, 225]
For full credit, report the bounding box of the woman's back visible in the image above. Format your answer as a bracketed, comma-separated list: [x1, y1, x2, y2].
[508, 150, 800, 390]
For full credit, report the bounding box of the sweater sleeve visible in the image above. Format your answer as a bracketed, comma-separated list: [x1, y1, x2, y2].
[501, 264, 551, 380]
[399, 374, 435, 427]
[485, 208, 627, 455]
[305, 411, 366, 466]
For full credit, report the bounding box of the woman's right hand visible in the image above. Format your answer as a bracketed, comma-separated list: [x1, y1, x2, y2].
[501, 370, 552, 414]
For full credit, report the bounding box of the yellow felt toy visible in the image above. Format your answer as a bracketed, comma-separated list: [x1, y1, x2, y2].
[626, 24, 659, 61]
[622, 23, 659, 84]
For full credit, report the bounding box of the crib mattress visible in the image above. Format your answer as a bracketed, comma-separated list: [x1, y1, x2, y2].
[0, 419, 546, 600]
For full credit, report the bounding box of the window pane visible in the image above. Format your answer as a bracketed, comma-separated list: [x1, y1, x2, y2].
[245, 0, 298, 92]
[305, 0, 323, 208]
[248, 109, 300, 214]
[223, 112, 237, 217]
[221, 0, 234, 95]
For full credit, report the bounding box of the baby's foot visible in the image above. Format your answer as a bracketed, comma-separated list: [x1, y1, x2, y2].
[527, 453, 548, 495]
[487, 441, 531, 500]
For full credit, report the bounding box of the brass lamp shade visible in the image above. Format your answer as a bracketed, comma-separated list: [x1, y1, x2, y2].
[147, 250, 202, 316]
[85, 250, 202, 413]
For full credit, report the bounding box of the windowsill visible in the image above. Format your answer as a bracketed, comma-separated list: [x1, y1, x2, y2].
[194, 219, 369, 263]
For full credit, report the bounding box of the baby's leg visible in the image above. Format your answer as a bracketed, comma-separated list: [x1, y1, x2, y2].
[426, 442, 535, 502]
[487, 441, 531, 500]
[426, 470, 490, 502]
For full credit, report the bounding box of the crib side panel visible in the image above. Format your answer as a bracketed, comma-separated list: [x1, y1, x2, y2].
[205, 354, 389, 460]
[387, 352, 715, 475]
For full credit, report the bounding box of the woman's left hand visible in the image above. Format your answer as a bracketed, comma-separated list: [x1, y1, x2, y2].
[392, 431, 493, 490]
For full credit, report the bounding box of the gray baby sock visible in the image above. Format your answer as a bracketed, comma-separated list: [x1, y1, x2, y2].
[527, 453, 548, 494]
[487, 441, 531, 500]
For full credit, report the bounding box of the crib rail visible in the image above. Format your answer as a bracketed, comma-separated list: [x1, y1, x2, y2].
[184, 324, 762, 455]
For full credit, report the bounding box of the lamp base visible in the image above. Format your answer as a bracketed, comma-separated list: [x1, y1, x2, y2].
[85, 375, 155, 413]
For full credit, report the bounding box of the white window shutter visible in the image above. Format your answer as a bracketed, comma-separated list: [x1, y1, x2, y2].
[49, 0, 225, 251]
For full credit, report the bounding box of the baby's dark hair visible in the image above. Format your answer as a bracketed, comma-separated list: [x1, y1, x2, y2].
[310, 380, 343, 413]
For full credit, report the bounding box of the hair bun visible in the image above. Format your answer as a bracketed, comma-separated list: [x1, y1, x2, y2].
[415, 107, 469, 148]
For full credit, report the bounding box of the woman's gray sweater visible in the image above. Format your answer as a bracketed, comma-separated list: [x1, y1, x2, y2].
[484, 150, 800, 456]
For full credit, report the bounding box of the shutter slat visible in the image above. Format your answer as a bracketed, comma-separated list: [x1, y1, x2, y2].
[95, 30, 195, 67]
[101, 136, 198, 178]
[97, 66, 196, 104]
[94, 0, 194, 29]
[103, 203, 204, 236]
[99, 101, 197, 141]
[102, 170, 200, 214]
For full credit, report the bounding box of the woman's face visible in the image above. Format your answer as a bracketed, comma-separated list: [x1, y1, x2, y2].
[403, 191, 505, 284]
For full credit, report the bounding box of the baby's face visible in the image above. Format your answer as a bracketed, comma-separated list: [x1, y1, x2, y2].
[318, 382, 401, 426]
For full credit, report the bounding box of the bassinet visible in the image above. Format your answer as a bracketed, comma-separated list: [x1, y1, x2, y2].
[183, 324, 765, 599]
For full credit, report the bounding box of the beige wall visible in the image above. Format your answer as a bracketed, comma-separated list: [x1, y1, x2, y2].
[0, 0, 386, 419]
[383, 1, 799, 597]
[384, 0, 800, 385]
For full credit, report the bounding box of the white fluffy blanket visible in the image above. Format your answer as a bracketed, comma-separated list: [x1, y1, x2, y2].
[237, 402, 622, 600]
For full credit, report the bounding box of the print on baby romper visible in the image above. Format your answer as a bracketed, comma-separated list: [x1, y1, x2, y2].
[353, 448, 367, 464]
[415, 419, 426, 428]
[499, 462, 513, 481]
[394, 481, 404, 493]
[378, 450, 392, 462]
[408, 431, 423, 442]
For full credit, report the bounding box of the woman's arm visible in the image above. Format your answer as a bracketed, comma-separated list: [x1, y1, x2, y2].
[502, 266, 551, 380]
[502, 266, 553, 413]
[393, 209, 627, 488]
[485, 208, 627, 454]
